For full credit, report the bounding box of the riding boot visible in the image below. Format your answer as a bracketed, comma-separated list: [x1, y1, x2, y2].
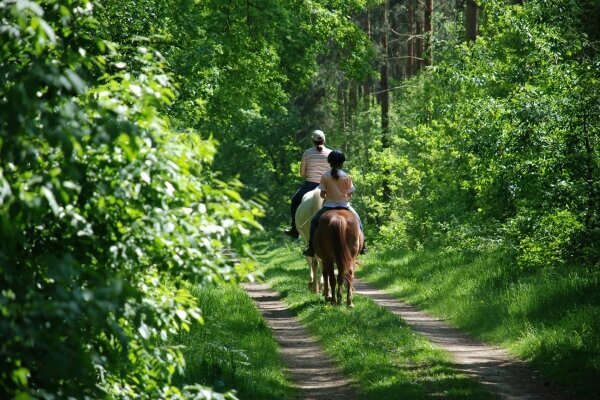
[303, 245, 315, 257]
[359, 241, 369, 255]
[284, 228, 299, 239]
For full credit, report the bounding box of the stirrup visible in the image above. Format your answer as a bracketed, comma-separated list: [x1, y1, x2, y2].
[284, 229, 299, 238]
[360, 243, 369, 255]
[303, 247, 315, 257]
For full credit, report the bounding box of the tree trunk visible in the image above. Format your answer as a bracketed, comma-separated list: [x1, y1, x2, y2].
[380, 0, 390, 146]
[466, 0, 478, 41]
[337, 83, 346, 130]
[362, 10, 372, 110]
[407, 0, 414, 77]
[424, 0, 433, 66]
[415, 18, 423, 71]
[390, 0, 402, 80]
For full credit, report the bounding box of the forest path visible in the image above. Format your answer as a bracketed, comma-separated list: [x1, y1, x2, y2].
[353, 278, 574, 400]
[242, 282, 359, 400]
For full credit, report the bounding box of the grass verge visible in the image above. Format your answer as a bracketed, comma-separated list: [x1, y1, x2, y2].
[358, 245, 600, 398]
[256, 237, 497, 400]
[172, 284, 297, 399]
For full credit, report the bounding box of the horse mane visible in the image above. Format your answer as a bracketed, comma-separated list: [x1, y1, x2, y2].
[308, 187, 322, 210]
[296, 188, 324, 244]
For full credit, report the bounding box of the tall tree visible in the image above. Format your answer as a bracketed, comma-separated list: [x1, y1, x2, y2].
[407, 0, 415, 76]
[424, 0, 433, 66]
[380, 0, 390, 146]
[466, 0, 479, 41]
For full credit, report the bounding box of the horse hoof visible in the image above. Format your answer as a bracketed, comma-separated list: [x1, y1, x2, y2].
[347, 303, 354, 309]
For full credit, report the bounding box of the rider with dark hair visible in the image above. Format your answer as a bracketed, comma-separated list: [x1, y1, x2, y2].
[284, 130, 331, 238]
[302, 149, 367, 256]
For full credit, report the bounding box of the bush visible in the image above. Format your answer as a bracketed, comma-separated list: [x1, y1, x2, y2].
[0, 2, 260, 398]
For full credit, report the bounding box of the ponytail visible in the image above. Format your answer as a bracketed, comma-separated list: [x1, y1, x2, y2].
[327, 150, 346, 180]
[331, 166, 340, 180]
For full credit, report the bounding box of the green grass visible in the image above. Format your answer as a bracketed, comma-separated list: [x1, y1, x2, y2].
[172, 285, 297, 399]
[358, 245, 600, 398]
[256, 237, 497, 400]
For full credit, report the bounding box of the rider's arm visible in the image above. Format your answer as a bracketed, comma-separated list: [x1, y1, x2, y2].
[346, 177, 355, 199]
[300, 157, 307, 178]
[319, 175, 327, 198]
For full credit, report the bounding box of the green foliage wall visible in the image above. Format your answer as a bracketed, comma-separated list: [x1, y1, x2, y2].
[351, 0, 599, 269]
[0, 1, 260, 398]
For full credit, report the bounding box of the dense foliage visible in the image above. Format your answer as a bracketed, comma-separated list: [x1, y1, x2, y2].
[428, 2, 592, 268]
[329, 0, 600, 272]
[0, 1, 260, 398]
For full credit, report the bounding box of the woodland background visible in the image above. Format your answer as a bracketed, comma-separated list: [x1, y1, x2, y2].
[1, 0, 598, 398]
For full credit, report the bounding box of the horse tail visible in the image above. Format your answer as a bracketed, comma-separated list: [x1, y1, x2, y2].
[331, 216, 352, 283]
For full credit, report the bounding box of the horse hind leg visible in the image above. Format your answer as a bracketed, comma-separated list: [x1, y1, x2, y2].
[317, 260, 328, 298]
[335, 266, 344, 305]
[312, 258, 321, 294]
[322, 262, 333, 302]
[325, 262, 336, 304]
[346, 265, 355, 308]
[306, 257, 315, 292]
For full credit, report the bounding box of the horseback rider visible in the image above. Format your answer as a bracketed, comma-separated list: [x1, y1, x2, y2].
[284, 130, 331, 239]
[302, 150, 367, 256]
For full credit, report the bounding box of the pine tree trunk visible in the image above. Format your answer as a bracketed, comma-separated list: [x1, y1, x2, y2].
[466, 0, 478, 41]
[390, 0, 402, 80]
[407, 0, 414, 77]
[363, 10, 372, 110]
[337, 83, 346, 130]
[424, 0, 433, 66]
[380, 0, 390, 146]
[415, 18, 423, 71]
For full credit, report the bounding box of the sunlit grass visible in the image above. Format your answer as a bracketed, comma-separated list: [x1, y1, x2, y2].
[359, 245, 600, 398]
[255, 238, 496, 399]
[172, 285, 297, 400]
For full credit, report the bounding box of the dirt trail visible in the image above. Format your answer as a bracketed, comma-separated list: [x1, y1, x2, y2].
[353, 279, 576, 400]
[242, 282, 359, 400]
[243, 278, 579, 400]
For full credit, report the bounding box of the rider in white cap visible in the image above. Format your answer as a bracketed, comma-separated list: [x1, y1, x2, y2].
[285, 130, 331, 238]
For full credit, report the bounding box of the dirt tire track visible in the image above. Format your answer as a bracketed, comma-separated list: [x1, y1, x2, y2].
[354, 279, 580, 400]
[242, 282, 359, 400]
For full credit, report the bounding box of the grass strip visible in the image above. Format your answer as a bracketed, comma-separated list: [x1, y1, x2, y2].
[173, 285, 297, 399]
[358, 245, 600, 398]
[257, 238, 497, 400]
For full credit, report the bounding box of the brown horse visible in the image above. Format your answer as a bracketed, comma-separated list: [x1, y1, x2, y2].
[313, 208, 361, 307]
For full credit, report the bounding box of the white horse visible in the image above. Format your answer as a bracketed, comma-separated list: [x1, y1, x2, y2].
[295, 188, 324, 294]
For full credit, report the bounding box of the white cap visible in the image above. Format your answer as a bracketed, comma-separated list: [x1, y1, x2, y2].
[312, 130, 325, 141]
